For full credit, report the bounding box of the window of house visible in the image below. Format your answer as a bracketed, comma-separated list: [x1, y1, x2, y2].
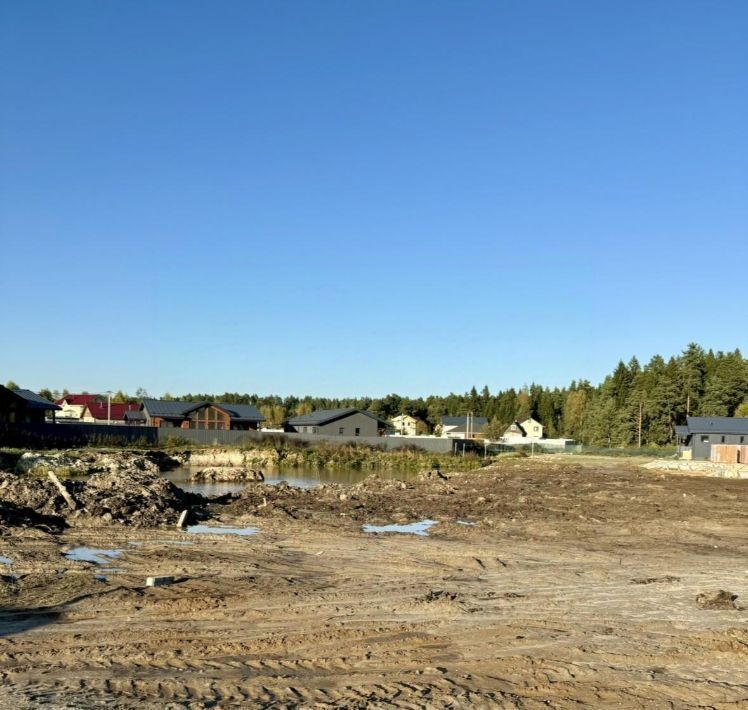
[339, 427, 344, 435]
[312, 427, 318, 434]
[741, 436, 745, 444]
[701, 435, 709, 443]
[355, 428, 361, 436]
[721, 436, 726, 443]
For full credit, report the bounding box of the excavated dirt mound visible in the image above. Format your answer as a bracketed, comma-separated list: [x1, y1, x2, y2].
[0, 470, 203, 527]
[0, 500, 66, 532]
[14, 450, 167, 475]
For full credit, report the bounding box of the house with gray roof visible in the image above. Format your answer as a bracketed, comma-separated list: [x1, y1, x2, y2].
[284, 408, 388, 437]
[138, 398, 264, 431]
[440, 415, 488, 439]
[676, 416, 748, 460]
[0, 386, 60, 425]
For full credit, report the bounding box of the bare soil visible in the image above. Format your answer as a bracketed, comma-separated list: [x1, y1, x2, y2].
[0, 455, 746, 708]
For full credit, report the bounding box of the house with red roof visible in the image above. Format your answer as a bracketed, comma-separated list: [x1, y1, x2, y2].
[82, 401, 140, 425]
[55, 394, 102, 421]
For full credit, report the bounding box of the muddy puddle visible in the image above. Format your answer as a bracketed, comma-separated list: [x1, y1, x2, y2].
[362, 520, 438, 536]
[186, 524, 259, 537]
[0, 556, 12, 566]
[63, 547, 124, 565]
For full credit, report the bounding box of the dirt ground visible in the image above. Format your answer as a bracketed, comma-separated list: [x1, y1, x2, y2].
[0, 455, 746, 709]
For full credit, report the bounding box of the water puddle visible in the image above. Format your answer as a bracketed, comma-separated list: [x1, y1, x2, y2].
[161, 540, 194, 546]
[63, 547, 124, 565]
[0, 556, 12, 566]
[362, 520, 437, 536]
[186, 524, 259, 537]
[457, 520, 476, 526]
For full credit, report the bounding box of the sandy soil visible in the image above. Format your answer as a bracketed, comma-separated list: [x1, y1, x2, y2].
[0, 456, 746, 708]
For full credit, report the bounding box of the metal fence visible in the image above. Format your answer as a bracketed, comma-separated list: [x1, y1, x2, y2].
[0, 422, 158, 448]
[156, 428, 456, 453]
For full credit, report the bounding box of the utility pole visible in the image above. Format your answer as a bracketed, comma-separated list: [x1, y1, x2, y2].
[105, 391, 113, 425]
[686, 393, 690, 417]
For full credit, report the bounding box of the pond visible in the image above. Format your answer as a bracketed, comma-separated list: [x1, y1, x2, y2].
[162, 466, 418, 496]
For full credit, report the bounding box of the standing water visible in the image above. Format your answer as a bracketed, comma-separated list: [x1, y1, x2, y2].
[162, 466, 419, 496]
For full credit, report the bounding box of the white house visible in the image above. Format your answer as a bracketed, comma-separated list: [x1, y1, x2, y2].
[390, 414, 419, 436]
[502, 417, 544, 442]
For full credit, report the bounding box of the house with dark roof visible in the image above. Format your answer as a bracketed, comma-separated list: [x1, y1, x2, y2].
[440, 415, 488, 439]
[0, 386, 61, 424]
[284, 409, 388, 437]
[83, 402, 141, 425]
[138, 398, 264, 431]
[675, 416, 748, 460]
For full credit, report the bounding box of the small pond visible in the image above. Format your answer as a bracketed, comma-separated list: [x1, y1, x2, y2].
[163, 466, 418, 496]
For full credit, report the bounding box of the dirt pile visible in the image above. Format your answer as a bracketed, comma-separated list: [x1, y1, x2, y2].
[0, 470, 201, 527]
[696, 590, 741, 610]
[0, 499, 66, 532]
[15, 450, 163, 476]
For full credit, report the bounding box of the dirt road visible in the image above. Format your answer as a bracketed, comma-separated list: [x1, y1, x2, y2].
[0, 457, 746, 708]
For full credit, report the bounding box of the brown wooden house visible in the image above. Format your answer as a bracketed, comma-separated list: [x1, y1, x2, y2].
[138, 398, 264, 430]
[0, 386, 61, 424]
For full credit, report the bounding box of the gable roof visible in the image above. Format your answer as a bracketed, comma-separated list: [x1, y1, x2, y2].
[85, 402, 140, 421]
[140, 398, 192, 418]
[441, 416, 488, 428]
[286, 408, 386, 426]
[13, 389, 61, 411]
[57, 394, 99, 406]
[683, 416, 748, 435]
[140, 398, 264, 422]
[214, 402, 264, 421]
[124, 409, 146, 421]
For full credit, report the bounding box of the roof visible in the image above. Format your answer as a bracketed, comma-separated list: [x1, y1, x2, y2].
[213, 402, 264, 421]
[441, 416, 488, 428]
[140, 398, 194, 418]
[13, 389, 61, 411]
[286, 408, 387, 426]
[140, 398, 264, 422]
[56, 394, 99, 406]
[124, 410, 146, 421]
[683, 416, 748, 435]
[85, 402, 140, 421]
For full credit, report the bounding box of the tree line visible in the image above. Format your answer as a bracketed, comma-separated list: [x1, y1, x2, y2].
[17, 344, 748, 447]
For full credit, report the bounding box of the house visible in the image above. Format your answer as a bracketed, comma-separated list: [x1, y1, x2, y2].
[390, 414, 420, 436]
[0, 386, 61, 424]
[675, 417, 748, 460]
[82, 402, 141, 425]
[55, 394, 101, 421]
[503, 417, 544, 442]
[440, 415, 488, 439]
[138, 398, 265, 430]
[284, 409, 388, 437]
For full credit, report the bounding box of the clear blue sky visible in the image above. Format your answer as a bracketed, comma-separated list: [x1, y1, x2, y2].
[1, 1, 746, 397]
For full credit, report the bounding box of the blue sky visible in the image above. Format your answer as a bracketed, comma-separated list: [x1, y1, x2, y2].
[1, 1, 746, 397]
